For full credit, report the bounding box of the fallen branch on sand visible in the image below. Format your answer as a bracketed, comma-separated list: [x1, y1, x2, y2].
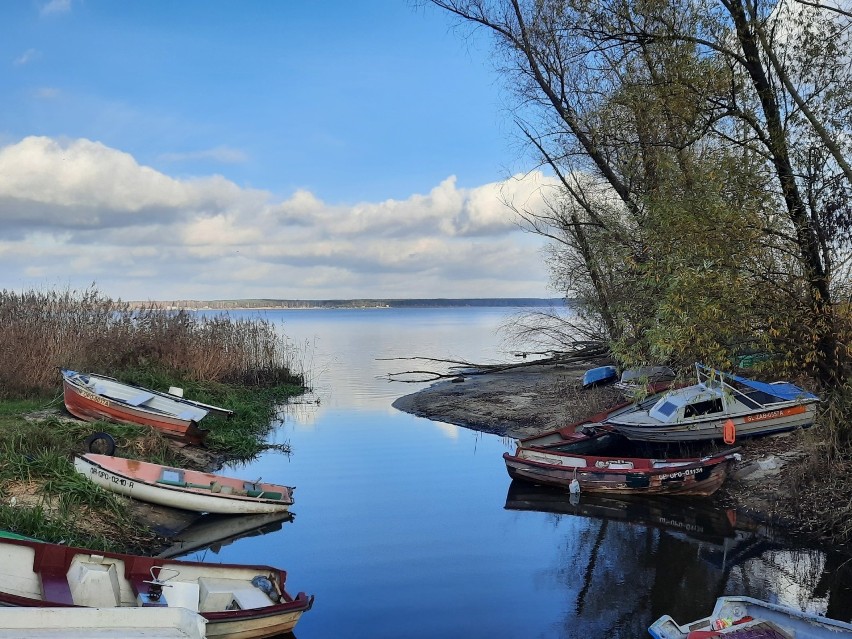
[381, 341, 609, 383]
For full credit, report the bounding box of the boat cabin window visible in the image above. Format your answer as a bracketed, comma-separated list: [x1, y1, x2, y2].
[683, 398, 724, 418]
[655, 401, 678, 418]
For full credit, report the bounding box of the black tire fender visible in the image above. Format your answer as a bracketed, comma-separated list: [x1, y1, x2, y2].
[84, 432, 116, 456]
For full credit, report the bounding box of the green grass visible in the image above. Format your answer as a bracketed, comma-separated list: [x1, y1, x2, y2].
[0, 364, 305, 551]
[113, 367, 303, 459]
[0, 419, 155, 551]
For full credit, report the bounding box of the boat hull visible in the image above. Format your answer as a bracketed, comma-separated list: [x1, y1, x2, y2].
[503, 449, 736, 497]
[581, 365, 618, 388]
[610, 403, 817, 442]
[75, 455, 293, 515]
[606, 363, 820, 443]
[62, 376, 207, 445]
[0, 536, 313, 639]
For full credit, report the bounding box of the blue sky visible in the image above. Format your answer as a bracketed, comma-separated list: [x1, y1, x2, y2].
[0, 0, 555, 300]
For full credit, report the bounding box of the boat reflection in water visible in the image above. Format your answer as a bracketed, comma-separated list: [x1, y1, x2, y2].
[503, 481, 852, 637]
[157, 511, 294, 559]
[504, 480, 760, 546]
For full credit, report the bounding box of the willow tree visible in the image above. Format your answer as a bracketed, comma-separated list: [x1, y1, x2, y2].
[430, 0, 851, 387]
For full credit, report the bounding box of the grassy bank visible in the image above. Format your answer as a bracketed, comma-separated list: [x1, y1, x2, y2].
[0, 287, 307, 552]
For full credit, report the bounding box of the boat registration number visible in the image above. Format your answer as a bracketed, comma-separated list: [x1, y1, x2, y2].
[743, 405, 806, 423]
[659, 467, 700, 480]
[79, 388, 111, 407]
[89, 466, 134, 489]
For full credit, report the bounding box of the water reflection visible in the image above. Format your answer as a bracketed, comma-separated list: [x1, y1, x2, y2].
[503, 481, 852, 634]
[157, 511, 294, 559]
[192, 307, 852, 638]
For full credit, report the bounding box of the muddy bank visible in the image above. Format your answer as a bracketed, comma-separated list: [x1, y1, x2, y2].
[392, 363, 819, 538]
[392, 362, 624, 440]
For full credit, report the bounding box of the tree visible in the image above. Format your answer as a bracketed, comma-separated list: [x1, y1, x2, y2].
[429, 0, 851, 386]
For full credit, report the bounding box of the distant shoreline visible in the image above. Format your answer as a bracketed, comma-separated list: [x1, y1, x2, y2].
[129, 297, 568, 311]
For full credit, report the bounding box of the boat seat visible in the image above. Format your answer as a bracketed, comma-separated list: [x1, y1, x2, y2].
[198, 577, 273, 612]
[40, 572, 75, 605]
[126, 392, 155, 406]
[33, 544, 75, 605]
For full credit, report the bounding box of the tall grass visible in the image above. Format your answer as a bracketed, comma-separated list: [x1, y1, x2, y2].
[0, 286, 303, 398]
[0, 419, 156, 551]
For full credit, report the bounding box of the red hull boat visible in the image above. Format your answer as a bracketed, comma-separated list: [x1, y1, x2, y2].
[61, 370, 231, 445]
[0, 535, 313, 639]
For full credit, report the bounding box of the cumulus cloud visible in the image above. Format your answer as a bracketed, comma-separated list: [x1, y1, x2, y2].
[0, 136, 553, 299]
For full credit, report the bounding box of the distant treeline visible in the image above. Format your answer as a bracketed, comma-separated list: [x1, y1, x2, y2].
[132, 298, 567, 310]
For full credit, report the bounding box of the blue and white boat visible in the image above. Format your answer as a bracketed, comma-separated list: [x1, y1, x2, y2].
[649, 595, 852, 638]
[606, 363, 819, 443]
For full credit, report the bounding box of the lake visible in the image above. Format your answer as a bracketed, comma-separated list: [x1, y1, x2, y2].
[183, 306, 852, 638]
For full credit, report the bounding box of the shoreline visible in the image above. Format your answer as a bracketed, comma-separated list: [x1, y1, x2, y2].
[391, 362, 827, 543]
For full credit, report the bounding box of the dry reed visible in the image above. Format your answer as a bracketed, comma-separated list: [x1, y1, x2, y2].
[0, 286, 302, 398]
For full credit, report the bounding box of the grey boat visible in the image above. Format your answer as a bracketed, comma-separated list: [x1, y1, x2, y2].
[606, 363, 819, 443]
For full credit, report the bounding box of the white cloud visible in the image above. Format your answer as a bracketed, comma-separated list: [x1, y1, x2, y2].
[14, 49, 40, 66]
[40, 0, 72, 16]
[159, 146, 250, 165]
[0, 136, 553, 300]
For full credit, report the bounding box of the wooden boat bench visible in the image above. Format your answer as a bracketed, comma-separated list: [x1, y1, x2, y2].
[32, 544, 75, 605]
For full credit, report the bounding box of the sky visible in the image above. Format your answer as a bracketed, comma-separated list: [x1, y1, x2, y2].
[0, 0, 557, 301]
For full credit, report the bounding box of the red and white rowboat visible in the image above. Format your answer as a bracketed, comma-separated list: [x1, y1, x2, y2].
[75, 454, 295, 515]
[0, 535, 313, 639]
[61, 370, 232, 445]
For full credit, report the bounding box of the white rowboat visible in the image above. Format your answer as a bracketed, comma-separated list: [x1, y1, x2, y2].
[75, 454, 294, 515]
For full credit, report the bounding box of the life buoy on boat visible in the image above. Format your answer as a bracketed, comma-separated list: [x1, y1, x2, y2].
[723, 419, 736, 445]
[84, 431, 116, 456]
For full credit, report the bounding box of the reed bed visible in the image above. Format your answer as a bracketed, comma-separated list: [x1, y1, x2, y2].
[0, 286, 303, 398]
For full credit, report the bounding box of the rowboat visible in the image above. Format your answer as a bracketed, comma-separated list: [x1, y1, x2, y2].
[0, 607, 207, 638]
[614, 366, 676, 396]
[503, 434, 741, 496]
[61, 370, 233, 445]
[75, 454, 295, 515]
[606, 363, 819, 443]
[516, 392, 669, 451]
[649, 595, 852, 638]
[581, 365, 618, 388]
[0, 535, 313, 639]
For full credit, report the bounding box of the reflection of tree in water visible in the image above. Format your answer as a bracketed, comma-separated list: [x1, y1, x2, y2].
[722, 548, 852, 623]
[554, 519, 701, 638]
[547, 510, 852, 637]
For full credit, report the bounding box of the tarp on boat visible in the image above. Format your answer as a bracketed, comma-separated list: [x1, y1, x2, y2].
[729, 374, 818, 402]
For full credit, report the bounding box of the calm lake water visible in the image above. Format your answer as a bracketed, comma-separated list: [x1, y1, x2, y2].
[183, 307, 851, 638]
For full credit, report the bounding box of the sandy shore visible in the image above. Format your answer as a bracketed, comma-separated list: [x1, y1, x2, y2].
[392, 362, 624, 439]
